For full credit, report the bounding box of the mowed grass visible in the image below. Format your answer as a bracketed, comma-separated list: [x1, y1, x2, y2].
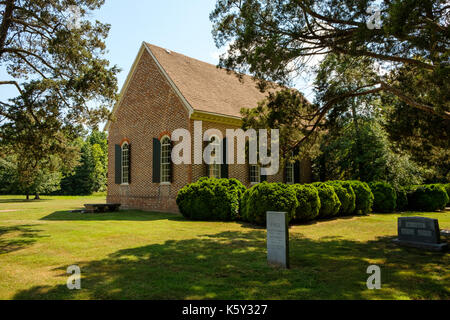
[0, 195, 448, 300]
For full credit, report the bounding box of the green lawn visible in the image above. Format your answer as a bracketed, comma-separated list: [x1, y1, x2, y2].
[0, 195, 448, 300]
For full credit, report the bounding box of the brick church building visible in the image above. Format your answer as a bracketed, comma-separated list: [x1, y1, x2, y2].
[105, 42, 312, 212]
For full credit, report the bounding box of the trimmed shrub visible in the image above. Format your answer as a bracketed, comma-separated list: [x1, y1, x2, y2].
[407, 184, 449, 212]
[242, 182, 298, 225]
[325, 181, 356, 215]
[443, 184, 450, 206]
[240, 186, 252, 221]
[349, 181, 374, 215]
[176, 178, 246, 221]
[312, 182, 341, 218]
[292, 184, 321, 220]
[395, 186, 408, 212]
[369, 181, 397, 213]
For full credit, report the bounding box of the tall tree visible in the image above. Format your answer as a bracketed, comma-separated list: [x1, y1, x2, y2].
[210, 0, 450, 138]
[383, 98, 450, 181]
[0, 0, 119, 127]
[59, 129, 107, 195]
[0, 1, 117, 197]
[0, 84, 80, 199]
[241, 89, 322, 165]
[318, 117, 425, 186]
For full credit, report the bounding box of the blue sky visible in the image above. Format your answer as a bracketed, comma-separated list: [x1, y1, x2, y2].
[0, 0, 315, 105]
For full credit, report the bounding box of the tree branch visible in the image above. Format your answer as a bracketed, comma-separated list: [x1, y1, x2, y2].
[293, 85, 385, 149]
[0, 80, 23, 94]
[380, 82, 450, 119]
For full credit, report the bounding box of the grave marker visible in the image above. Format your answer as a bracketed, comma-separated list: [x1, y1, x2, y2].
[393, 217, 448, 252]
[266, 211, 289, 268]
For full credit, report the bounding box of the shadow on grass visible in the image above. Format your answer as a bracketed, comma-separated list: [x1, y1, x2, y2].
[12, 230, 449, 300]
[41, 210, 185, 222]
[292, 214, 365, 226]
[0, 198, 54, 204]
[0, 224, 46, 254]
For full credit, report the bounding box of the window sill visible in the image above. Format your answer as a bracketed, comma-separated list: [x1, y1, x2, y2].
[121, 183, 129, 186]
[250, 181, 260, 185]
[160, 182, 171, 186]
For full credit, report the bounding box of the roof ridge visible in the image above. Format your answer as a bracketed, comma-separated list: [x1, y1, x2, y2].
[142, 42, 302, 119]
[145, 42, 262, 83]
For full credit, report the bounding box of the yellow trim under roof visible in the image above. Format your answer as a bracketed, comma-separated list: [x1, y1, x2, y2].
[190, 111, 242, 127]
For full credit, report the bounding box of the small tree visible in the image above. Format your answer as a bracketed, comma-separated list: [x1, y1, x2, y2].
[59, 130, 108, 195]
[241, 89, 322, 166]
[0, 86, 80, 199]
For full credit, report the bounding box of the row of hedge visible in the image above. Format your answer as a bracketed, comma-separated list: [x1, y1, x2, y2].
[368, 182, 449, 213]
[177, 178, 375, 225]
[176, 178, 450, 225]
[240, 180, 375, 225]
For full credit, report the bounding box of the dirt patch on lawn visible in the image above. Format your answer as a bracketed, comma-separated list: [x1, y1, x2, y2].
[0, 210, 17, 213]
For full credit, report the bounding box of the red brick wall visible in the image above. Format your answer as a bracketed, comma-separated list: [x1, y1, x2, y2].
[107, 48, 311, 213]
[107, 48, 190, 213]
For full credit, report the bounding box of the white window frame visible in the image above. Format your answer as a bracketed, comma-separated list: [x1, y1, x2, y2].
[121, 142, 129, 185]
[285, 162, 294, 184]
[249, 164, 261, 184]
[208, 135, 221, 179]
[160, 136, 171, 184]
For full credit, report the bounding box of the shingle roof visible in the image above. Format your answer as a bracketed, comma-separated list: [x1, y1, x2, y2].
[145, 43, 282, 118]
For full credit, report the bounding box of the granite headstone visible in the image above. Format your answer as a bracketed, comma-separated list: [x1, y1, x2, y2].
[393, 217, 448, 251]
[266, 211, 289, 268]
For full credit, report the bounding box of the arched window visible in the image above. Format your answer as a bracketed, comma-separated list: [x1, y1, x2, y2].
[160, 136, 171, 183]
[285, 162, 294, 184]
[208, 135, 221, 179]
[250, 164, 261, 184]
[121, 142, 129, 184]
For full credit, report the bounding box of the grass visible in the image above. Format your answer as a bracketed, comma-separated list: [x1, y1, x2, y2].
[0, 194, 448, 300]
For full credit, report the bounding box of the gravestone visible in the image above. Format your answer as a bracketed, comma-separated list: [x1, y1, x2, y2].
[266, 211, 289, 268]
[393, 217, 448, 252]
[441, 229, 450, 240]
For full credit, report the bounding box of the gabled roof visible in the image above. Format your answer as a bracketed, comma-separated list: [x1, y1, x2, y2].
[105, 42, 291, 131]
[145, 43, 280, 119]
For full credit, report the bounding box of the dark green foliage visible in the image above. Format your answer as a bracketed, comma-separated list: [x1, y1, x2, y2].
[292, 184, 321, 221]
[59, 143, 95, 195]
[369, 181, 397, 213]
[211, 0, 449, 123]
[241, 182, 298, 225]
[407, 184, 449, 212]
[0, 1, 119, 128]
[176, 178, 246, 221]
[312, 182, 341, 218]
[395, 186, 409, 212]
[443, 184, 450, 206]
[241, 89, 321, 166]
[0, 91, 80, 198]
[383, 100, 450, 182]
[58, 130, 108, 195]
[240, 186, 251, 220]
[325, 181, 356, 215]
[318, 117, 425, 187]
[0, 1, 118, 199]
[348, 181, 374, 215]
[0, 155, 19, 194]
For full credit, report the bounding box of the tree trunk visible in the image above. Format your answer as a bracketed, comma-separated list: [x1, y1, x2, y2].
[26, 192, 29, 200]
[34, 193, 40, 200]
[351, 100, 364, 180]
[0, 0, 15, 56]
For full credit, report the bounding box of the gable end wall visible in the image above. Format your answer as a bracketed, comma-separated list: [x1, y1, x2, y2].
[107, 49, 190, 213]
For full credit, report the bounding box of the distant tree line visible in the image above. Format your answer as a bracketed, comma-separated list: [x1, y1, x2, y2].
[0, 130, 108, 198]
